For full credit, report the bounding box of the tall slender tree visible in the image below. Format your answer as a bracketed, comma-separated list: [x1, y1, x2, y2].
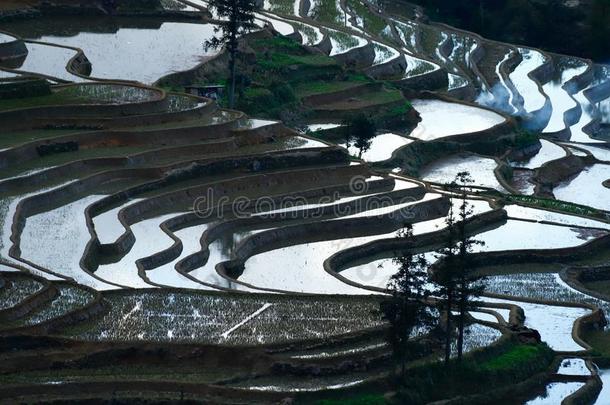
[204, 0, 259, 108]
[434, 199, 457, 366]
[380, 225, 435, 378]
[436, 171, 485, 364]
[452, 172, 485, 361]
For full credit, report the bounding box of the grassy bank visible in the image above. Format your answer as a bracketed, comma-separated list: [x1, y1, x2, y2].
[316, 340, 554, 404]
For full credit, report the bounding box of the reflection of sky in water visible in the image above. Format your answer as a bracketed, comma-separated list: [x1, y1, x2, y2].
[94, 213, 182, 289]
[20, 194, 117, 290]
[420, 152, 507, 192]
[25, 23, 219, 83]
[554, 164, 610, 211]
[512, 139, 565, 169]
[543, 61, 588, 133]
[13, 43, 85, 82]
[411, 99, 505, 140]
[240, 193, 443, 294]
[525, 382, 584, 404]
[510, 48, 547, 113]
[342, 132, 412, 162]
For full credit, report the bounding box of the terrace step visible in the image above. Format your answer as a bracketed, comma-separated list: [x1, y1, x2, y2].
[477, 42, 515, 89]
[0, 272, 57, 322]
[0, 272, 46, 314]
[271, 332, 390, 362]
[0, 281, 100, 335]
[1, 40, 87, 83]
[311, 86, 410, 120]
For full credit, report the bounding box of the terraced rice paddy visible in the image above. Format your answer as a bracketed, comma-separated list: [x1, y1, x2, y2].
[3, 19, 220, 83]
[1, 0, 610, 402]
[509, 48, 548, 114]
[420, 153, 506, 191]
[555, 165, 610, 210]
[6, 42, 85, 82]
[410, 99, 505, 140]
[512, 139, 566, 169]
[525, 382, 586, 404]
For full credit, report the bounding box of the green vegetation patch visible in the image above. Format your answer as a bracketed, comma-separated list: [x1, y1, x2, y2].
[480, 344, 549, 371]
[395, 341, 554, 404]
[505, 195, 606, 220]
[258, 52, 337, 70]
[309, 0, 344, 26]
[293, 77, 368, 97]
[346, 0, 390, 38]
[512, 130, 540, 148]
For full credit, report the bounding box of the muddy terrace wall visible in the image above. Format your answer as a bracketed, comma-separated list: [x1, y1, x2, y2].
[0, 106, 233, 170]
[534, 154, 596, 196]
[0, 119, 288, 193]
[334, 42, 375, 69]
[365, 51, 405, 79]
[0, 30, 27, 65]
[66, 47, 92, 77]
[0, 121, 238, 170]
[0, 273, 56, 322]
[0, 82, 167, 120]
[0, 89, 216, 132]
[0, 77, 51, 99]
[465, 233, 610, 268]
[302, 82, 383, 106]
[396, 66, 448, 92]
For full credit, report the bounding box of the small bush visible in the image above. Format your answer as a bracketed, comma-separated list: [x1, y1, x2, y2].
[512, 129, 540, 148]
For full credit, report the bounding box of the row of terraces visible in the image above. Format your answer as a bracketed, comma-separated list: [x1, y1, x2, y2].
[0, 0, 609, 403]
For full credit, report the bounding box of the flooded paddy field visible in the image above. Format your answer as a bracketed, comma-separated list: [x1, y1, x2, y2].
[2, 0, 610, 402]
[410, 99, 505, 140]
[2, 17, 220, 83]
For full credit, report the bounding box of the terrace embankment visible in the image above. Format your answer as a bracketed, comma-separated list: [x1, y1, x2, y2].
[534, 154, 597, 197]
[2, 0, 610, 402]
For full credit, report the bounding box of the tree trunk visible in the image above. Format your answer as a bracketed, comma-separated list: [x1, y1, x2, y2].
[229, 48, 237, 108]
[444, 288, 453, 366]
[228, 0, 238, 109]
[457, 286, 465, 361]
